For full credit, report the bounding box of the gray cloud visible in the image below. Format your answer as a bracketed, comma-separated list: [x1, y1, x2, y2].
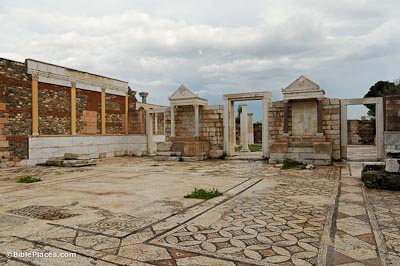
[1, 0, 399, 119]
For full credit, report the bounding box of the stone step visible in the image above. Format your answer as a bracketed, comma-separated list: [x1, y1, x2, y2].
[64, 153, 91, 160]
[63, 159, 96, 167]
[154, 156, 180, 161]
[156, 151, 182, 157]
[156, 141, 173, 152]
[289, 142, 313, 148]
[288, 147, 314, 153]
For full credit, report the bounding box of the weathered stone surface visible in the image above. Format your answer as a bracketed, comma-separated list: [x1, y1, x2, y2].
[64, 153, 91, 160]
[63, 159, 96, 167]
[208, 149, 224, 159]
[156, 141, 173, 152]
[385, 158, 400, 173]
[362, 168, 400, 191]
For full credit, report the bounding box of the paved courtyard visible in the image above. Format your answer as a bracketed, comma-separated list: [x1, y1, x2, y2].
[0, 157, 399, 266]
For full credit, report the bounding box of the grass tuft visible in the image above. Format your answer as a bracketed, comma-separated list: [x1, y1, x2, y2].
[281, 159, 305, 170]
[16, 175, 42, 183]
[184, 188, 223, 200]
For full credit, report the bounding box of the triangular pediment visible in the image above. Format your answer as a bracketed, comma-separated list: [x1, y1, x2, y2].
[282, 75, 325, 100]
[283, 75, 320, 92]
[169, 85, 198, 100]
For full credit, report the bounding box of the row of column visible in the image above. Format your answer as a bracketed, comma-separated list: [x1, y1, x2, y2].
[170, 104, 200, 137]
[31, 76, 129, 136]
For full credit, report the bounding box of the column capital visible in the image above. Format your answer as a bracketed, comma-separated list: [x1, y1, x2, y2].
[71, 81, 76, 87]
[101, 87, 106, 93]
[31, 74, 39, 81]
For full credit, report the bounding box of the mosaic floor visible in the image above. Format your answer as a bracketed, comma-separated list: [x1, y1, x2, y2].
[0, 157, 399, 265]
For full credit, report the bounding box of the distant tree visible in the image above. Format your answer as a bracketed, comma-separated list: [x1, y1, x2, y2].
[364, 80, 400, 116]
[235, 104, 242, 124]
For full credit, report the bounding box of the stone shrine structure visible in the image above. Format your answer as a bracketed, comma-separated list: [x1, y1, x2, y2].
[269, 76, 340, 165]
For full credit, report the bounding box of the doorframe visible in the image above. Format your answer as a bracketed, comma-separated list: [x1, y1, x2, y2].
[340, 97, 384, 160]
[223, 92, 272, 158]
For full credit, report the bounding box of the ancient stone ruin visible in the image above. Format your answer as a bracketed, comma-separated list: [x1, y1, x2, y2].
[1, 57, 400, 170]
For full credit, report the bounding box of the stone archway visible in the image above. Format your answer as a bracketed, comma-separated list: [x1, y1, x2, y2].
[340, 97, 384, 160]
[223, 92, 272, 158]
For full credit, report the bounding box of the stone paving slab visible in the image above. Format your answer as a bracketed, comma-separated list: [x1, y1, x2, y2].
[0, 157, 399, 265]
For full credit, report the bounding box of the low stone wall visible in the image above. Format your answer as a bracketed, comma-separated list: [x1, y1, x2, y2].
[347, 120, 375, 145]
[385, 132, 400, 152]
[386, 95, 400, 131]
[165, 105, 224, 153]
[26, 134, 165, 166]
[254, 123, 262, 144]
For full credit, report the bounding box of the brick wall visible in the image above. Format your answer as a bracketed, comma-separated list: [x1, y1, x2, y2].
[347, 120, 375, 145]
[38, 82, 71, 135]
[0, 58, 32, 162]
[322, 98, 341, 160]
[105, 94, 125, 134]
[269, 98, 341, 162]
[254, 123, 262, 144]
[386, 95, 400, 131]
[76, 89, 101, 134]
[129, 107, 146, 134]
[164, 105, 224, 151]
[200, 105, 224, 151]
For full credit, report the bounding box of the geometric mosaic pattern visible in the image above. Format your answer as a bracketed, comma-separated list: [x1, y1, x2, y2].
[153, 168, 338, 266]
[7, 205, 78, 220]
[78, 208, 156, 237]
[366, 189, 400, 265]
[159, 197, 326, 265]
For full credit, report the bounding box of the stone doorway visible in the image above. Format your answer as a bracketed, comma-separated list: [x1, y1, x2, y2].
[340, 97, 384, 161]
[223, 92, 272, 158]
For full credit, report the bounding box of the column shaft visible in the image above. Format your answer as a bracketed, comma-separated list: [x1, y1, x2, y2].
[71, 82, 77, 135]
[194, 105, 199, 137]
[125, 93, 129, 134]
[240, 105, 249, 152]
[283, 101, 289, 135]
[317, 99, 323, 134]
[170, 105, 175, 137]
[101, 88, 106, 134]
[32, 75, 39, 136]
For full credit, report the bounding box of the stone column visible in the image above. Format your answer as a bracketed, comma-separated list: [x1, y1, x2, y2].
[31, 74, 39, 136]
[139, 92, 149, 103]
[262, 96, 269, 158]
[71, 82, 77, 135]
[248, 113, 254, 145]
[154, 113, 158, 134]
[125, 93, 129, 134]
[146, 111, 154, 154]
[317, 99, 323, 135]
[170, 105, 175, 137]
[283, 101, 289, 135]
[376, 101, 384, 160]
[240, 105, 249, 152]
[101, 88, 106, 134]
[194, 104, 199, 137]
[340, 102, 347, 160]
[229, 100, 235, 155]
[223, 99, 229, 155]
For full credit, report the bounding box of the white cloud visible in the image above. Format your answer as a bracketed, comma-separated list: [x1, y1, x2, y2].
[0, 0, 399, 110]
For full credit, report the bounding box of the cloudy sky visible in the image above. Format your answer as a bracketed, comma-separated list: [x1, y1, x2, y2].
[1, 0, 399, 119]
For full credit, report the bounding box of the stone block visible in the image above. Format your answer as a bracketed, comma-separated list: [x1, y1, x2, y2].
[0, 103, 6, 111]
[0, 135, 6, 141]
[313, 142, 332, 155]
[385, 159, 400, 173]
[64, 153, 91, 160]
[270, 142, 288, 153]
[157, 141, 173, 151]
[0, 140, 9, 148]
[208, 149, 224, 159]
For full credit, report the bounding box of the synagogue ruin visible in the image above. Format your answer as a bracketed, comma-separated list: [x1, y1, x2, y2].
[1, 57, 400, 167]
